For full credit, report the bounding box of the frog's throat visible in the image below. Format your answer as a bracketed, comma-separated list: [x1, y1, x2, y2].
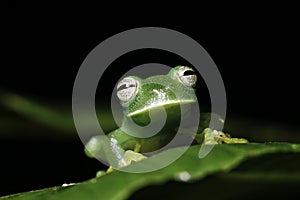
[127, 99, 196, 117]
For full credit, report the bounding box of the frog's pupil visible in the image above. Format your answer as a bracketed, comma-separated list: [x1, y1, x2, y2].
[183, 70, 195, 76]
[118, 84, 136, 91]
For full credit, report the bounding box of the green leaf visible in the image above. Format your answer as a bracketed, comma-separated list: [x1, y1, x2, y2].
[0, 92, 74, 133]
[1, 143, 300, 200]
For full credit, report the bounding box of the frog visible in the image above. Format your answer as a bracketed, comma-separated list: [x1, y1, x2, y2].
[85, 66, 248, 173]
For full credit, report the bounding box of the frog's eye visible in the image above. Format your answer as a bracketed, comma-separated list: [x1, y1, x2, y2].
[116, 77, 139, 102]
[177, 66, 197, 87]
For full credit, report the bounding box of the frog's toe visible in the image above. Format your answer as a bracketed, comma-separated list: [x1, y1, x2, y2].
[218, 136, 249, 144]
[202, 128, 219, 144]
[121, 150, 147, 167]
[201, 128, 248, 144]
[96, 170, 107, 178]
[212, 130, 249, 144]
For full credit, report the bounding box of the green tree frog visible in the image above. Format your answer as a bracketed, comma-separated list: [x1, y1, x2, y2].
[85, 66, 248, 172]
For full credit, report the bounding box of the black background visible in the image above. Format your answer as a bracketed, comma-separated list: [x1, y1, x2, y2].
[1, 4, 299, 197]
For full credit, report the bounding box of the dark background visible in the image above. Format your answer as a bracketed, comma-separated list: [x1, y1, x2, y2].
[1, 4, 299, 197]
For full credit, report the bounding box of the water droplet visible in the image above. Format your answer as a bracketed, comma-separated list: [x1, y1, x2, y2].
[177, 171, 191, 182]
[62, 183, 76, 187]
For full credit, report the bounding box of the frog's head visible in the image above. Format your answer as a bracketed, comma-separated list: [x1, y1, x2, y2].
[116, 66, 198, 125]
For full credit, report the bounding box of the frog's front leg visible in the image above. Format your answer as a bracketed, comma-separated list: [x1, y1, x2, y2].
[107, 130, 147, 169]
[105, 148, 146, 174]
[195, 128, 248, 144]
[85, 131, 146, 176]
[195, 113, 248, 144]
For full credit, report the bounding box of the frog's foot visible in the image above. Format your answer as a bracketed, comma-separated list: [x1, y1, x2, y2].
[94, 167, 114, 178]
[95, 151, 146, 177]
[96, 170, 107, 178]
[217, 134, 249, 144]
[200, 128, 248, 144]
[120, 150, 147, 168]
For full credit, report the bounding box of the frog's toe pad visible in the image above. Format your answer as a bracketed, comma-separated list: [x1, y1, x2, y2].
[96, 170, 107, 178]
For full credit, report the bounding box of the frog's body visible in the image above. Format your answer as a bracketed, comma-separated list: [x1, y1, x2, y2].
[85, 66, 248, 171]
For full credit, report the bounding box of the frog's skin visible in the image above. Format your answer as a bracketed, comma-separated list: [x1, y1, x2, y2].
[85, 66, 248, 172]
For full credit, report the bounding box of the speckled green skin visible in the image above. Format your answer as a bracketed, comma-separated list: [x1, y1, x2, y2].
[85, 66, 248, 166]
[85, 67, 198, 160]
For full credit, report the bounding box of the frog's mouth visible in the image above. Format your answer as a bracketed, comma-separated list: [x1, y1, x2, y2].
[127, 99, 196, 117]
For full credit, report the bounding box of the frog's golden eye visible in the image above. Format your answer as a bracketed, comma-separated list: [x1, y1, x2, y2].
[117, 77, 139, 102]
[177, 66, 197, 87]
